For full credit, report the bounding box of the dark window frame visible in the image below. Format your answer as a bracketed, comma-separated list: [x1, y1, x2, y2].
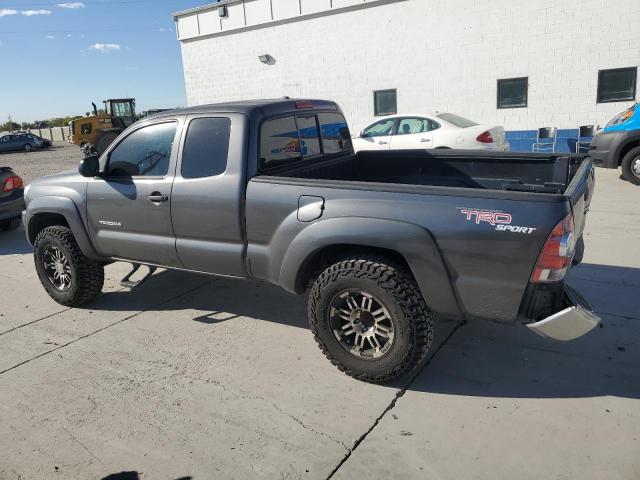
[597, 67, 637, 104]
[497, 77, 528, 109]
[374, 89, 397, 116]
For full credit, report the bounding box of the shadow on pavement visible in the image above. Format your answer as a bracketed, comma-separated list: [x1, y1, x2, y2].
[101, 473, 191, 480]
[82, 268, 310, 330]
[0, 224, 32, 255]
[80, 262, 640, 400]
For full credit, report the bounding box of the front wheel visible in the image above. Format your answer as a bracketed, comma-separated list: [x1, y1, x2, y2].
[621, 147, 640, 186]
[34, 226, 104, 306]
[309, 257, 434, 383]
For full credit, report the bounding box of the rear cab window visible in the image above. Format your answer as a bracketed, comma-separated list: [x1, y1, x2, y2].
[181, 117, 231, 178]
[259, 111, 352, 170]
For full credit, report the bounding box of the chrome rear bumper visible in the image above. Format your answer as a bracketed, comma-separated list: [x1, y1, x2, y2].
[527, 286, 600, 341]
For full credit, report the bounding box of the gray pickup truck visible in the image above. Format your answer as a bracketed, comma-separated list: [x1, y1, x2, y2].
[23, 99, 600, 382]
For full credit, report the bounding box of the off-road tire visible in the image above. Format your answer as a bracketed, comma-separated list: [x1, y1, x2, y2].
[34, 226, 104, 306]
[0, 217, 21, 231]
[96, 132, 119, 156]
[621, 147, 640, 186]
[309, 257, 434, 383]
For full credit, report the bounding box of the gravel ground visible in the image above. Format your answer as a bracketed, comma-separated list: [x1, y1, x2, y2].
[0, 142, 82, 185]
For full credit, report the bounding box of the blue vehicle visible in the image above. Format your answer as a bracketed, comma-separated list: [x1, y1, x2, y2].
[589, 103, 640, 185]
[0, 132, 51, 153]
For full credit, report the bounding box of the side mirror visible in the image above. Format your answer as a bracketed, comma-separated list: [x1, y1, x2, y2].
[78, 155, 100, 177]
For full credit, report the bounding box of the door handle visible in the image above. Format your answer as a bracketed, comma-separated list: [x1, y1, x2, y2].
[148, 192, 168, 202]
[420, 138, 431, 142]
[378, 141, 388, 145]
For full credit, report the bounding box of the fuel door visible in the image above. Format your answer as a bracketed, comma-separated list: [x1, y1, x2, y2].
[297, 195, 325, 222]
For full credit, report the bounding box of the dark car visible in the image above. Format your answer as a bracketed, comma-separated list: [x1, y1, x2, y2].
[0, 167, 24, 231]
[0, 133, 51, 153]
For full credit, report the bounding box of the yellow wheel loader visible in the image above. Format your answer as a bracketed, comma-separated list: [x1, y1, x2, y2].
[68, 98, 136, 155]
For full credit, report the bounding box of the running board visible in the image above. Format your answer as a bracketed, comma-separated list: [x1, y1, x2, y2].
[120, 263, 157, 288]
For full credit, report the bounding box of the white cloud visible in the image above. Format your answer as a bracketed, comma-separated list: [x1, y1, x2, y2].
[45, 35, 55, 39]
[57, 2, 85, 8]
[89, 43, 121, 53]
[21, 9, 52, 16]
[0, 9, 18, 17]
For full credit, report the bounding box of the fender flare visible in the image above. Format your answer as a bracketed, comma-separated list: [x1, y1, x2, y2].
[614, 131, 640, 165]
[278, 217, 463, 320]
[25, 196, 101, 260]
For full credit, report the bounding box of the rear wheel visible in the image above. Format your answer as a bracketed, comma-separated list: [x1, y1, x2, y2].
[34, 226, 104, 306]
[96, 132, 119, 156]
[309, 257, 434, 383]
[621, 147, 640, 185]
[23, 143, 32, 152]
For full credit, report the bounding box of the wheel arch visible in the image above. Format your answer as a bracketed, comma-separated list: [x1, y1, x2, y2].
[617, 138, 640, 166]
[25, 196, 102, 260]
[279, 217, 463, 320]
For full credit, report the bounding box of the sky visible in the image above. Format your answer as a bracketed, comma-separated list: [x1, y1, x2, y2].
[0, 0, 207, 123]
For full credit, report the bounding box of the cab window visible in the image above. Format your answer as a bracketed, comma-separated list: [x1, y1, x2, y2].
[181, 117, 231, 178]
[318, 112, 351, 154]
[106, 122, 177, 177]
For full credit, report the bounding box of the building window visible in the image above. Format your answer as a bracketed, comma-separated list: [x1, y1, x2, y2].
[374, 89, 397, 116]
[497, 77, 528, 109]
[597, 67, 637, 103]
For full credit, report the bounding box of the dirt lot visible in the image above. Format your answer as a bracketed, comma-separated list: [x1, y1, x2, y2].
[1, 142, 81, 185]
[0, 160, 638, 480]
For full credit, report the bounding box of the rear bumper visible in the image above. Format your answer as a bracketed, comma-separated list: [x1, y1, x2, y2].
[0, 190, 25, 221]
[526, 285, 600, 341]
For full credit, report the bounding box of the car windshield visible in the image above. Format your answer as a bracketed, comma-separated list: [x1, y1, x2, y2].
[605, 104, 637, 128]
[436, 113, 479, 128]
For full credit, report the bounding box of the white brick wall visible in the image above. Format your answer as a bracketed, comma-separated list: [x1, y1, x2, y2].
[177, 0, 640, 131]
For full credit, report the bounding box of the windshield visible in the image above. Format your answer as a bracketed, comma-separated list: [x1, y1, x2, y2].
[111, 101, 135, 118]
[605, 105, 636, 128]
[436, 113, 479, 128]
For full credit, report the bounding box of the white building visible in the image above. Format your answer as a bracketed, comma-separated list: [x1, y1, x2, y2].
[173, 0, 640, 151]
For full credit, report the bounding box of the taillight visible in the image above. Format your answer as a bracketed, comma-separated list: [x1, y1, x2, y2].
[476, 131, 494, 143]
[531, 213, 576, 283]
[2, 175, 24, 192]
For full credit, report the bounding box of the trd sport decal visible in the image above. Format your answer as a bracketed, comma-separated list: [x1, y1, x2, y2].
[459, 208, 536, 234]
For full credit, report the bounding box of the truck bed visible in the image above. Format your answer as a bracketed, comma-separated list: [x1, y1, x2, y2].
[259, 149, 584, 195]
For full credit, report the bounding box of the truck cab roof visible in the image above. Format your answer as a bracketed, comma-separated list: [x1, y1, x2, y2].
[151, 98, 340, 119]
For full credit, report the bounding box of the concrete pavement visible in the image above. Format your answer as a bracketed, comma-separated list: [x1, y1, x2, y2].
[0, 168, 638, 480]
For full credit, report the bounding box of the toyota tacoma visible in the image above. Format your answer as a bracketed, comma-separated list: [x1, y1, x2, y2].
[23, 99, 600, 382]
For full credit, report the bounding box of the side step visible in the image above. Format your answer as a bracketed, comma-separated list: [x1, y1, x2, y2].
[120, 263, 157, 289]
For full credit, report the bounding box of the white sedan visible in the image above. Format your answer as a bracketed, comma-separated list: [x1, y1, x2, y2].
[352, 113, 510, 152]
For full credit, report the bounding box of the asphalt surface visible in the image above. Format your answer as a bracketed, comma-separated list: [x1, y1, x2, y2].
[0, 162, 638, 480]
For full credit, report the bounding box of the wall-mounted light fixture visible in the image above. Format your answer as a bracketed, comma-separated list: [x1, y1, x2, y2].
[258, 54, 276, 65]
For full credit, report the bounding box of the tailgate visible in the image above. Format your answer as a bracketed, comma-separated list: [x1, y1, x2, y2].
[565, 157, 595, 240]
